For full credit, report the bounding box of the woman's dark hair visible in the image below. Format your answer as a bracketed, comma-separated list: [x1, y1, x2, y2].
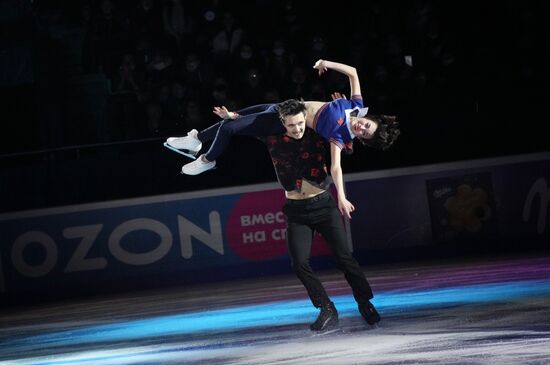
[359, 115, 400, 151]
[277, 99, 307, 121]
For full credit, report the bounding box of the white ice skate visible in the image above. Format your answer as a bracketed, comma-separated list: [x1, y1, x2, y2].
[164, 129, 202, 159]
[181, 155, 216, 175]
[163, 142, 197, 159]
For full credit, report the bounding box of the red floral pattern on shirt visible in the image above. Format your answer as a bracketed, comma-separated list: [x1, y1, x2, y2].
[259, 129, 329, 191]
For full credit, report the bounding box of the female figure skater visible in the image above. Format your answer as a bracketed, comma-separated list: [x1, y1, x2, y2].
[167, 59, 400, 218]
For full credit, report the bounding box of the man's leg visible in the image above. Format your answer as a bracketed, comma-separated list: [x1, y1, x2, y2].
[285, 205, 338, 331]
[313, 197, 381, 325]
[286, 220, 331, 308]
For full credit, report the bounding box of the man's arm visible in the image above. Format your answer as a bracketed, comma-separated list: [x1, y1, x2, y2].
[330, 143, 355, 219]
[314, 59, 361, 97]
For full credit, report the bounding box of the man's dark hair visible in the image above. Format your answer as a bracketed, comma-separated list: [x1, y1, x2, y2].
[360, 115, 400, 151]
[277, 99, 307, 121]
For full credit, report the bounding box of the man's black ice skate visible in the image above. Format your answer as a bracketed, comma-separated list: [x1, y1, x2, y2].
[358, 301, 381, 325]
[310, 301, 339, 332]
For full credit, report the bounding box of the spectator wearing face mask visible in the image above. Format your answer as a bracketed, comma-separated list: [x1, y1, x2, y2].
[210, 11, 245, 72]
[289, 65, 309, 99]
[130, 0, 163, 44]
[233, 43, 261, 77]
[210, 76, 230, 105]
[162, 0, 194, 54]
[238, 67, 266, 105]
[177, 52, 213, 101]
[309, 35, 329, 63]
[264, 39, 296, 98]
[86, 0, 128, 79]
[143, 102, 164, 137]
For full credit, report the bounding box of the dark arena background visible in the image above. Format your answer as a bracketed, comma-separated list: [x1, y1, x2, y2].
[1, 1, 549, 364]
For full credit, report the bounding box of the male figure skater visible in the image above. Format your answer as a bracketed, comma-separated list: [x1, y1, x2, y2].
[166, 59, 400, 218]
[257, 99, 380, 331]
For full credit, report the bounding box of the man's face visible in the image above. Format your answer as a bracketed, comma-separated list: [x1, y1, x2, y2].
[282, 113, 306, 139]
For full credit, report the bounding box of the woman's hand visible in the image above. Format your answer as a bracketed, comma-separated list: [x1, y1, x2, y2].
[213, 106, 238, 119]
[313, 59, 328, 76]
[331, 92, 347, 100]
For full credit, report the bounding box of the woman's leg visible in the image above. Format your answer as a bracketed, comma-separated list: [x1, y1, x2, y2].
[180, 103, 285, 175]
[202, 104, 285, 162]
[196, 104, 276, 143]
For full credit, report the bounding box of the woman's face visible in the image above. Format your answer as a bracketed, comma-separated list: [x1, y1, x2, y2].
[351, 117, 378, 139]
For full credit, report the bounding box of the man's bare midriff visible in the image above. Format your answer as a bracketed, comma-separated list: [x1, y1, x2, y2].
[285, 179, 326, 200]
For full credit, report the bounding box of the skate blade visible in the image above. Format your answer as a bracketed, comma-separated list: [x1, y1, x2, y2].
[311, 327, 341, 336]
[163, 143, 197, 160]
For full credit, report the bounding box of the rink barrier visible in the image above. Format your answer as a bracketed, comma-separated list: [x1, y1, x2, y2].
[1, 152, 549, 305]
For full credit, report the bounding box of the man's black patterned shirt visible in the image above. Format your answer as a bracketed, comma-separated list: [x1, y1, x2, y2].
[259, 128, 330, 192]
